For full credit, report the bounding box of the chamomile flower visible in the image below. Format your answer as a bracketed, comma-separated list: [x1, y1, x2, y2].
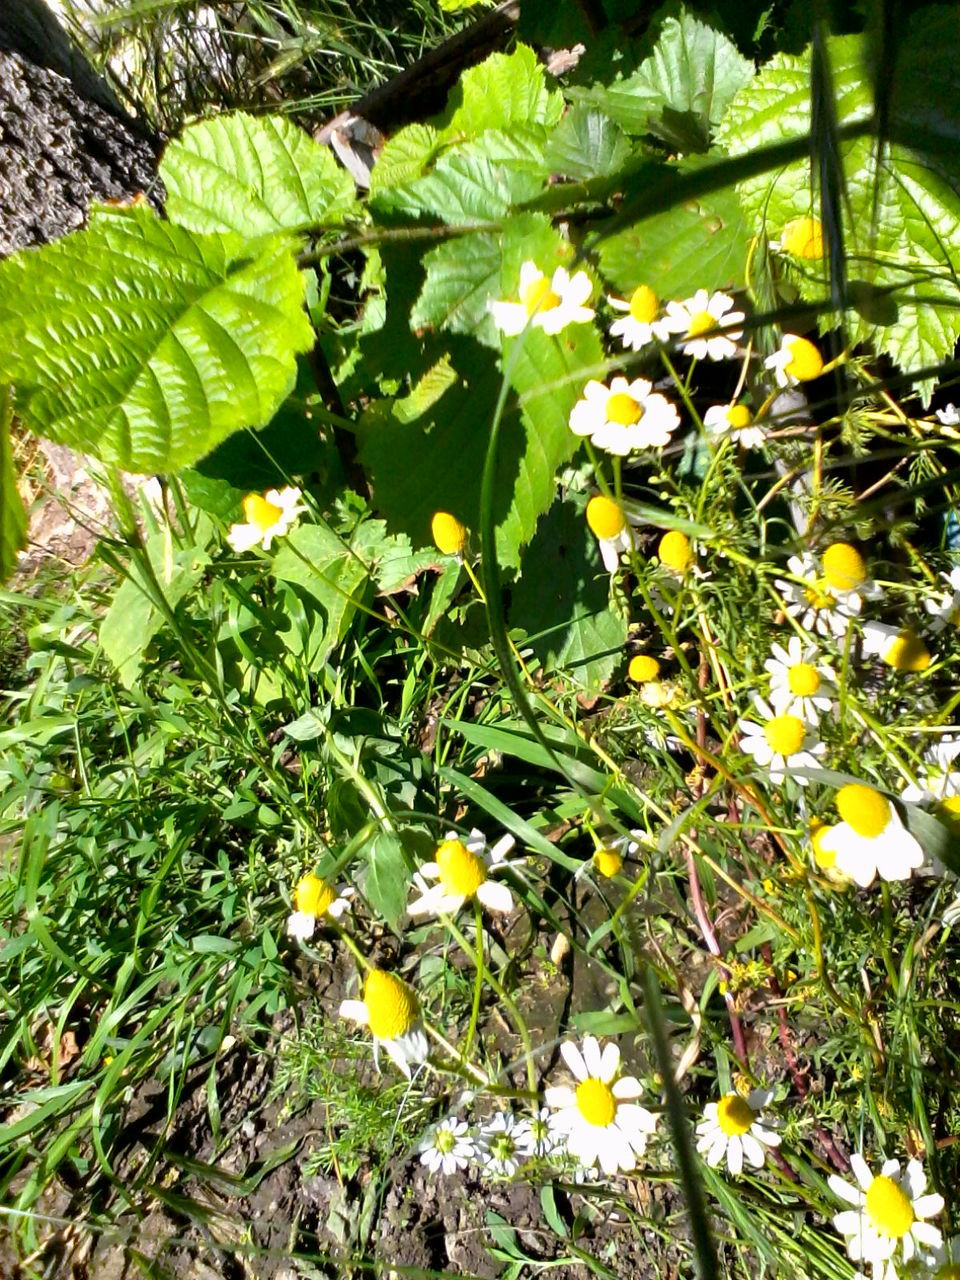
[545, 1036, 657, 1175]
[408, 828, 519, 917]
[586, 495, 641, 573]
[663, 289, 745, 361]
[695, 1088, 781, 1175]
[431, 511, 468, 557]
[286, 873, 353, 941]
[935, 404, 960, 426]
[339, 968, 429, 1079]
[861, 622, 932, 673]
[764, 637, 836, 722]
[777, 216, 825, 259]
[829, 1156, 944, 1270]
[227, 487, 306, 552]
[477, 1112, 535, 1177]
[738, 695, 826, 784]
[657, 530, 695, 576]
[628, 654, 661, 685]
[569, 376, 680, 454]
[527, 1105, 566, 1158]
[607, 284, 672, 350]
[583, 832, 641, 880]
[775, 549, 870, 640]
[703, 402, 766, 449]
[489, 261, 594, 336]
[418, 1117, 476, 1175]
[765, 333, 824, 386]
[902, 737, 960, 827]
[923, 566, 960, 631]
[816, 784, 924, 887]
[809, 818, 854, 887]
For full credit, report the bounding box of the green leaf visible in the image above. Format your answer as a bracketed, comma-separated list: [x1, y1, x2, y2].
[272, 523, 378, 661]
[597, 155, 750, 297]
[436, 44, 563, 141]
[543, 105, 632, 181]
[372, 146, 545, 223]
[510, 495, 627, 693]
[369, 124, 442, 195]
[0, 209, 314, 472]
[362, 832, 409, 933]
[161, 111, 358, 237]
[1, 387, 26, 583]
[578, 9, 755, 149]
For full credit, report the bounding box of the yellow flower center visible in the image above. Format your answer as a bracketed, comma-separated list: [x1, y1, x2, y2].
[242, 493, 283, 534]
[821, 542, 867, 591]
[726, 404, 752, 429]
[606, 391, 644, 425]
[295, 873, 336, 917]
[810, 821, 837, 869]
[686, 309, 717, 338]
[628, 654, 661, 683]
[575, 1077, 617, 1127]
[783, 335, 824, 381]
[716, 1094, 755, 1136]
[629, 284, 659, 323]
[937, 794, 960, 834]
[780, 217, 824, 259]
[864, 1174, 915, 1239]
[521, 274, 561, 316]
[363, 969, 419, 1040]
[431, 510, 467, 556]
[763, 714, 806, 757]
[659, 530, 693, 573]
[787, 662, 820, 696]
[593, 847, 624, 878]
[587, 495, 627, 540]
[883, 628, 931, 672]
[836, 784, 891, 838]
[804, 584, 837, 610]
[435, 839, 487, 897]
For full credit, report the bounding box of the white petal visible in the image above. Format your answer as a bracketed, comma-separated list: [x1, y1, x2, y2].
[851, 1154, 875, 1191]
[598, 1042, 620, 1082]
[581, 1036, 603, 1078]
[740, 1133, 766, 1168]
[545, 1085, 576, 1109]
[561, 1040, 588, 1081]
[338, 999, 368, 1025]
[476, 880, 514, 914]
[913, 1193, 945, 1219]
[489, 833, 516, 862]
[612, 1076, 642, 1100]
[829, 1176, 863, 1206]
[727, 1136, 744, 1175]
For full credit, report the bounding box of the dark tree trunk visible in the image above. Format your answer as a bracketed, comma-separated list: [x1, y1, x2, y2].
[0, 0, 159, 256]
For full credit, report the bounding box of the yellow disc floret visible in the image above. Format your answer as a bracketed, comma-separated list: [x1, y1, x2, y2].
[363, 969, 420, 1040]
[836, 784, 891, 838]
[628, 654, 661, 683]
[575, 1077, 618, 1127]
[295, 873, 336, 918]
[592, 847, 624, 878]
[435, 839, 487, 897]
[726, 404, 753, 429]
[787, 662, 821, 696]
[521, 274, 561, 317]
[606, 392, 644, 425]
[936, 794, 960, 835]
[883, 628, 931, 672]
[783, 335, 824, 381]
[242, 493, 283, 533]
[810, 820, 837, 869]
[763, 714, 806, 757]
[629, 284, 659, 324]
[686, 310, 717, 338]
[821, 542, 867, 591]
[781, 217, 825, 259]
[587, 495, 627, 540]
[864, 1174, 915, 1238]
[431, 510, 468, 556]
[716, 1094, 756, 1136]
[659, 530, 693, 574]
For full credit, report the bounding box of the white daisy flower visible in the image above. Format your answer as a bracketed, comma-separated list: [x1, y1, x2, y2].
[817, 784, 924, 887]
[489, 261, 594, 336]
[526, 1106, 566, 1158]
[339, 969, 429, 1079]
[408, 828, 520, 918]
[923, 566, 960, 632]
[286, 873, 353, 941]
[662, 289, 745, 361]
[775, 544, 878, 640]
[418, 1117, 476, 1175]
[703, 402, 766, 449]
[764, 637, 836, 722]
[861, 622, 932, 673]
[764, 333, 824, 386]
[607, 284, 672, 350]
[829, 1155, 944, 1270]
[568, 376, 680, 454]
[737, 695, 826, 785]
[935, 404, 960, 426]
[695, 1088, 781, 1175]
[902, 736, 960, 806]
[227, 487, 306, 552]
[585, 495, 641, 573]
[545, 1036, 657, 1176]
[476, 1112, 535, 1178]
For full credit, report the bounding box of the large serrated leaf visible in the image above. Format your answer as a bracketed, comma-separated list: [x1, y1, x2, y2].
[1, 388, 26, 582]
[578, 8, 754, 150]
[543, 105, 632, 181]
[716, 32, 960, 401]
[369, 124, 442, 194]
[598, 155, 749, 296]
[437, 44, 563, 141]
[161, 111, 358, 237]
[0, 209, 314, 472]
[372, 146, 545, 223]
